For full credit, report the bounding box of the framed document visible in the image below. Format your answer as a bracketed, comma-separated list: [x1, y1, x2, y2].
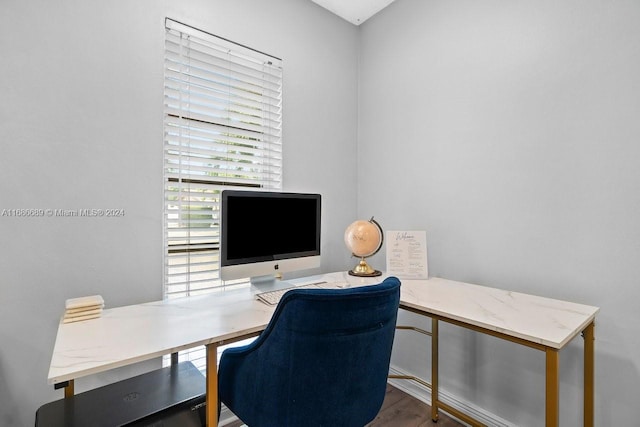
[385, 230, 428, 279]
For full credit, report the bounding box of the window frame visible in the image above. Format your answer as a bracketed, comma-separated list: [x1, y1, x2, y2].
[163, 18, 283, 370]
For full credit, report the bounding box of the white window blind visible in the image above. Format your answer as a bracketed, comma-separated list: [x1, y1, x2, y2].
[163, 18, 283, 301]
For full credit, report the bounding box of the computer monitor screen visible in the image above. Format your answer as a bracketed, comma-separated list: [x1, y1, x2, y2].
[220, 190, 321, 284]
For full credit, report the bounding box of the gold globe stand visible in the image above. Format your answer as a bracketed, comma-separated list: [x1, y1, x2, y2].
[349, 258, 382, 277]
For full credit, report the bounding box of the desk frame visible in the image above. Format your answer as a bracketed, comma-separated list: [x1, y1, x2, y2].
[56, 318, 595, 427]
[400, 305, 595, 427]
[204, 331, 261, 426]
[49, 274, 598, 427]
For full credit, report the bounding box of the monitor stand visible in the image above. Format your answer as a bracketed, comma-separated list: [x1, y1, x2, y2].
[249, 274, 292, 294]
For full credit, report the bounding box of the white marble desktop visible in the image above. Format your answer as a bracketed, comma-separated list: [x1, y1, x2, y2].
[48, 272, 599, 385]
[397, 276, 599, 349]
[317, 271, 599, 348]
[48, 289, 276, 384]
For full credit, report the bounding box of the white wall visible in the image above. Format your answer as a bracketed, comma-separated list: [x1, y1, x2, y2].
[359, 0, 640, 425]
[0, 1, 358, 425]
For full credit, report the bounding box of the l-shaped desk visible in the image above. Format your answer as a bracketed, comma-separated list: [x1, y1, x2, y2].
[47, 272, 599, 426]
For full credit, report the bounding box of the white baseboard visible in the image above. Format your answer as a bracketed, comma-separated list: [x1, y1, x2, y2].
[387, 366, 515, 427]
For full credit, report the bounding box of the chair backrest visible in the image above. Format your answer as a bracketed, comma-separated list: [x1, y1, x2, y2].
[218, 276, 401, 427]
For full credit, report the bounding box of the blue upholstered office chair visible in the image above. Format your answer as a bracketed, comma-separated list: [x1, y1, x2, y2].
[218, 276, 401, 427]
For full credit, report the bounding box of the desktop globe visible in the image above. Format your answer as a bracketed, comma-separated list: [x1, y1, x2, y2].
[344, 217, 383, 277]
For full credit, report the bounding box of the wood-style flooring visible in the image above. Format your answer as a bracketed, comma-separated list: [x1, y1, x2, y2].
[366, 384, 463, 427]
[223, 383, 463, 427]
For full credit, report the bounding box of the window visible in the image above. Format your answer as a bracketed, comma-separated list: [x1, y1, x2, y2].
[163, 18, 282, 368]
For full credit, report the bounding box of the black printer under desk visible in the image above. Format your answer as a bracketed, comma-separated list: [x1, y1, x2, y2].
[36, 361, 206, 427]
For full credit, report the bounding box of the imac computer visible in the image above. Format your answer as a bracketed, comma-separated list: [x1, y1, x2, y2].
[220, 190, 321, 290]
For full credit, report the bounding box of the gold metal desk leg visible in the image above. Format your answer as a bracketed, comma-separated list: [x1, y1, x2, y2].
[206, 344, 219, 427]
[64, 380, 74, 398]
[431, 318, 439, 422]
[545, 348, 559, 427]
[584, 321, 595, 427]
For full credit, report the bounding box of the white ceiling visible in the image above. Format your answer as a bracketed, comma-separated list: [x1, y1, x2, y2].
[311, 0, 396, 26]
